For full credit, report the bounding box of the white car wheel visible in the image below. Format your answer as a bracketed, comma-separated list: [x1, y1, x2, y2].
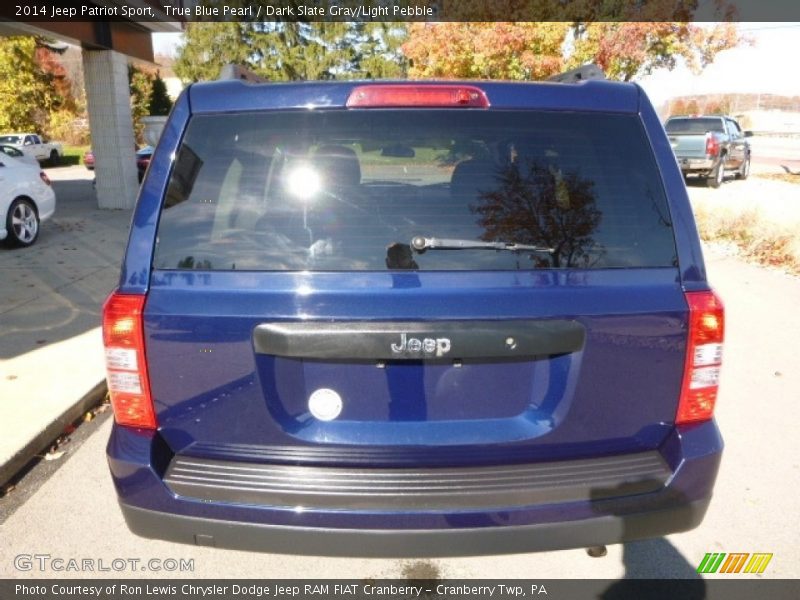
[6, 198, 39, 247]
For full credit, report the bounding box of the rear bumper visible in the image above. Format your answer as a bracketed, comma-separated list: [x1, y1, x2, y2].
[677, 157, 716, 174]
[108, 420, 723, 556]
[120, 497, 711, 558]
[37, 187, 56, 222]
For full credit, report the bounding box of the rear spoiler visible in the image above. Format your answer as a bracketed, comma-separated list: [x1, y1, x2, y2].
[548, 64, 605, 83]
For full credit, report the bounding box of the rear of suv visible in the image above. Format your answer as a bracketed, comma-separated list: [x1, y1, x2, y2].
[104, 75, 724, 556]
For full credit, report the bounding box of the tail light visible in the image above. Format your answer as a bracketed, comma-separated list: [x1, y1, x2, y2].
[102, 292, 156, 429]
[347, 85, 490, 108]
[39, 172, 51, 186]
[677, 290, 724, 424]
[705, 134, 720, 157]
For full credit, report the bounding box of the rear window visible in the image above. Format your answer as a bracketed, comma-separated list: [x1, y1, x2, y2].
[154, 110, 677, 271]
[665, 118, 724, 134]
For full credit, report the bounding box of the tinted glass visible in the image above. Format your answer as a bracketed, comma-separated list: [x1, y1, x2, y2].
[154, 110, 676, 271]
[1, 146, 24, 158]
[665, 118, 724, 134]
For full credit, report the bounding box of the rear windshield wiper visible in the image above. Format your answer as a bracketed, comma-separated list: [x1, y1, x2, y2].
[411, 236, 554, 254]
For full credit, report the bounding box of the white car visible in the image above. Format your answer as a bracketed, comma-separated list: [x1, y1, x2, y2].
[0, 154, 56, 247]
[1, 144, 39, 167]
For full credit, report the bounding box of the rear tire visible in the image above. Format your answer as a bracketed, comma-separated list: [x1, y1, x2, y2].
[735, 155, 750, 180]
[4, 197, 40, 247]
[49, 149, 60, 166]
[707, 161, 724, 188]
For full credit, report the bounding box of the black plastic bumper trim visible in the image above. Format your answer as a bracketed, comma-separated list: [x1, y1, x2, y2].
[164, 452, 670, 511]
[120, 498, 711, 557]
[253, 319, 585, 360]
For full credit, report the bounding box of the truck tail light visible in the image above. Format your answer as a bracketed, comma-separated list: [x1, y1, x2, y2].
[346, 85, 490, 108]
[705, 134, 720, 157]
[677, 290, 724, 424]
[102, 292, 156, 429]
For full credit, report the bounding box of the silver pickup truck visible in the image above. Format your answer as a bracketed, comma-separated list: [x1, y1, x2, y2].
[664, 116, 752, 188]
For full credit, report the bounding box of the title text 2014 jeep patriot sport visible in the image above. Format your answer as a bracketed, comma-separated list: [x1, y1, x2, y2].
[104, 74, 724, 557]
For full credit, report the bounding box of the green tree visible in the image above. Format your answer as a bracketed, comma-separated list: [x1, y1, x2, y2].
[345, 23, 408, 79]
[174, 22, 251, 83]
[0, 37, 53, 132]
[129, 65, 153, 144]
[174, 21, 408, 83]
[148, 71, 173, 116]
[249, 22, 352, 80]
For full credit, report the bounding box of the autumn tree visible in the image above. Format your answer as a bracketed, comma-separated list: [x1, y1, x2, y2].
[403, 23, 568, 80]
[670, 99, 688, 116]
[566, 22, 743, 81]
[35, 43, 74, 113]
[403, 1, 745, 82]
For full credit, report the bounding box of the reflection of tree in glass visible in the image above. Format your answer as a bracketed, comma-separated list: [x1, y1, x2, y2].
[177, 256, 213, 270]
[472, 160, 602, 268]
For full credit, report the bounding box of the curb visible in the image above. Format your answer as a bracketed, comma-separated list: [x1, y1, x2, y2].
[0, 381, 107, 487]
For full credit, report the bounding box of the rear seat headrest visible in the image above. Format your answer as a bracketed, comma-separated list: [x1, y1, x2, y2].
[313, 145, 361, 187]
[450, 158, 500, 200]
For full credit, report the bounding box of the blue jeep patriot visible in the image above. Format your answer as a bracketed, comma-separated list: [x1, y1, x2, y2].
[103, 74, 724, 556]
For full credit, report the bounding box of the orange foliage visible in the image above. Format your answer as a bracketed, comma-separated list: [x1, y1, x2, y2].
[403, 1, 746, 82]
[403, 23, 568, 80]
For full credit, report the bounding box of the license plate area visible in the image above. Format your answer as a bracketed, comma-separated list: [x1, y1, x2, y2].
[254, 350, 580, 446]
[253, 319, 584, 445]
[262, 355, 545, 422]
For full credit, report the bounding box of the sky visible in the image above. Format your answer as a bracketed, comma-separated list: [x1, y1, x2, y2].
[637, 23, 800, 106]
[152, 22, 800, 106]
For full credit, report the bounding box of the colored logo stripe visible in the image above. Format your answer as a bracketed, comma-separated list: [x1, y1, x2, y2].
[697, 552, 773, 574]
[744, 553, 773, 574]
[697, 553, 726, 574]
[720, 553, 749, 573]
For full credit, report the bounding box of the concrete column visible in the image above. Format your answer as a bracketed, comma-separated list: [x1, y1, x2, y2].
[81, 49, 139, 210]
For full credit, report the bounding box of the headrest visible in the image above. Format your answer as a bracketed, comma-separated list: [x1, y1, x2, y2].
[450, 158, 499, 200]
[313, 145, 361, 187]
